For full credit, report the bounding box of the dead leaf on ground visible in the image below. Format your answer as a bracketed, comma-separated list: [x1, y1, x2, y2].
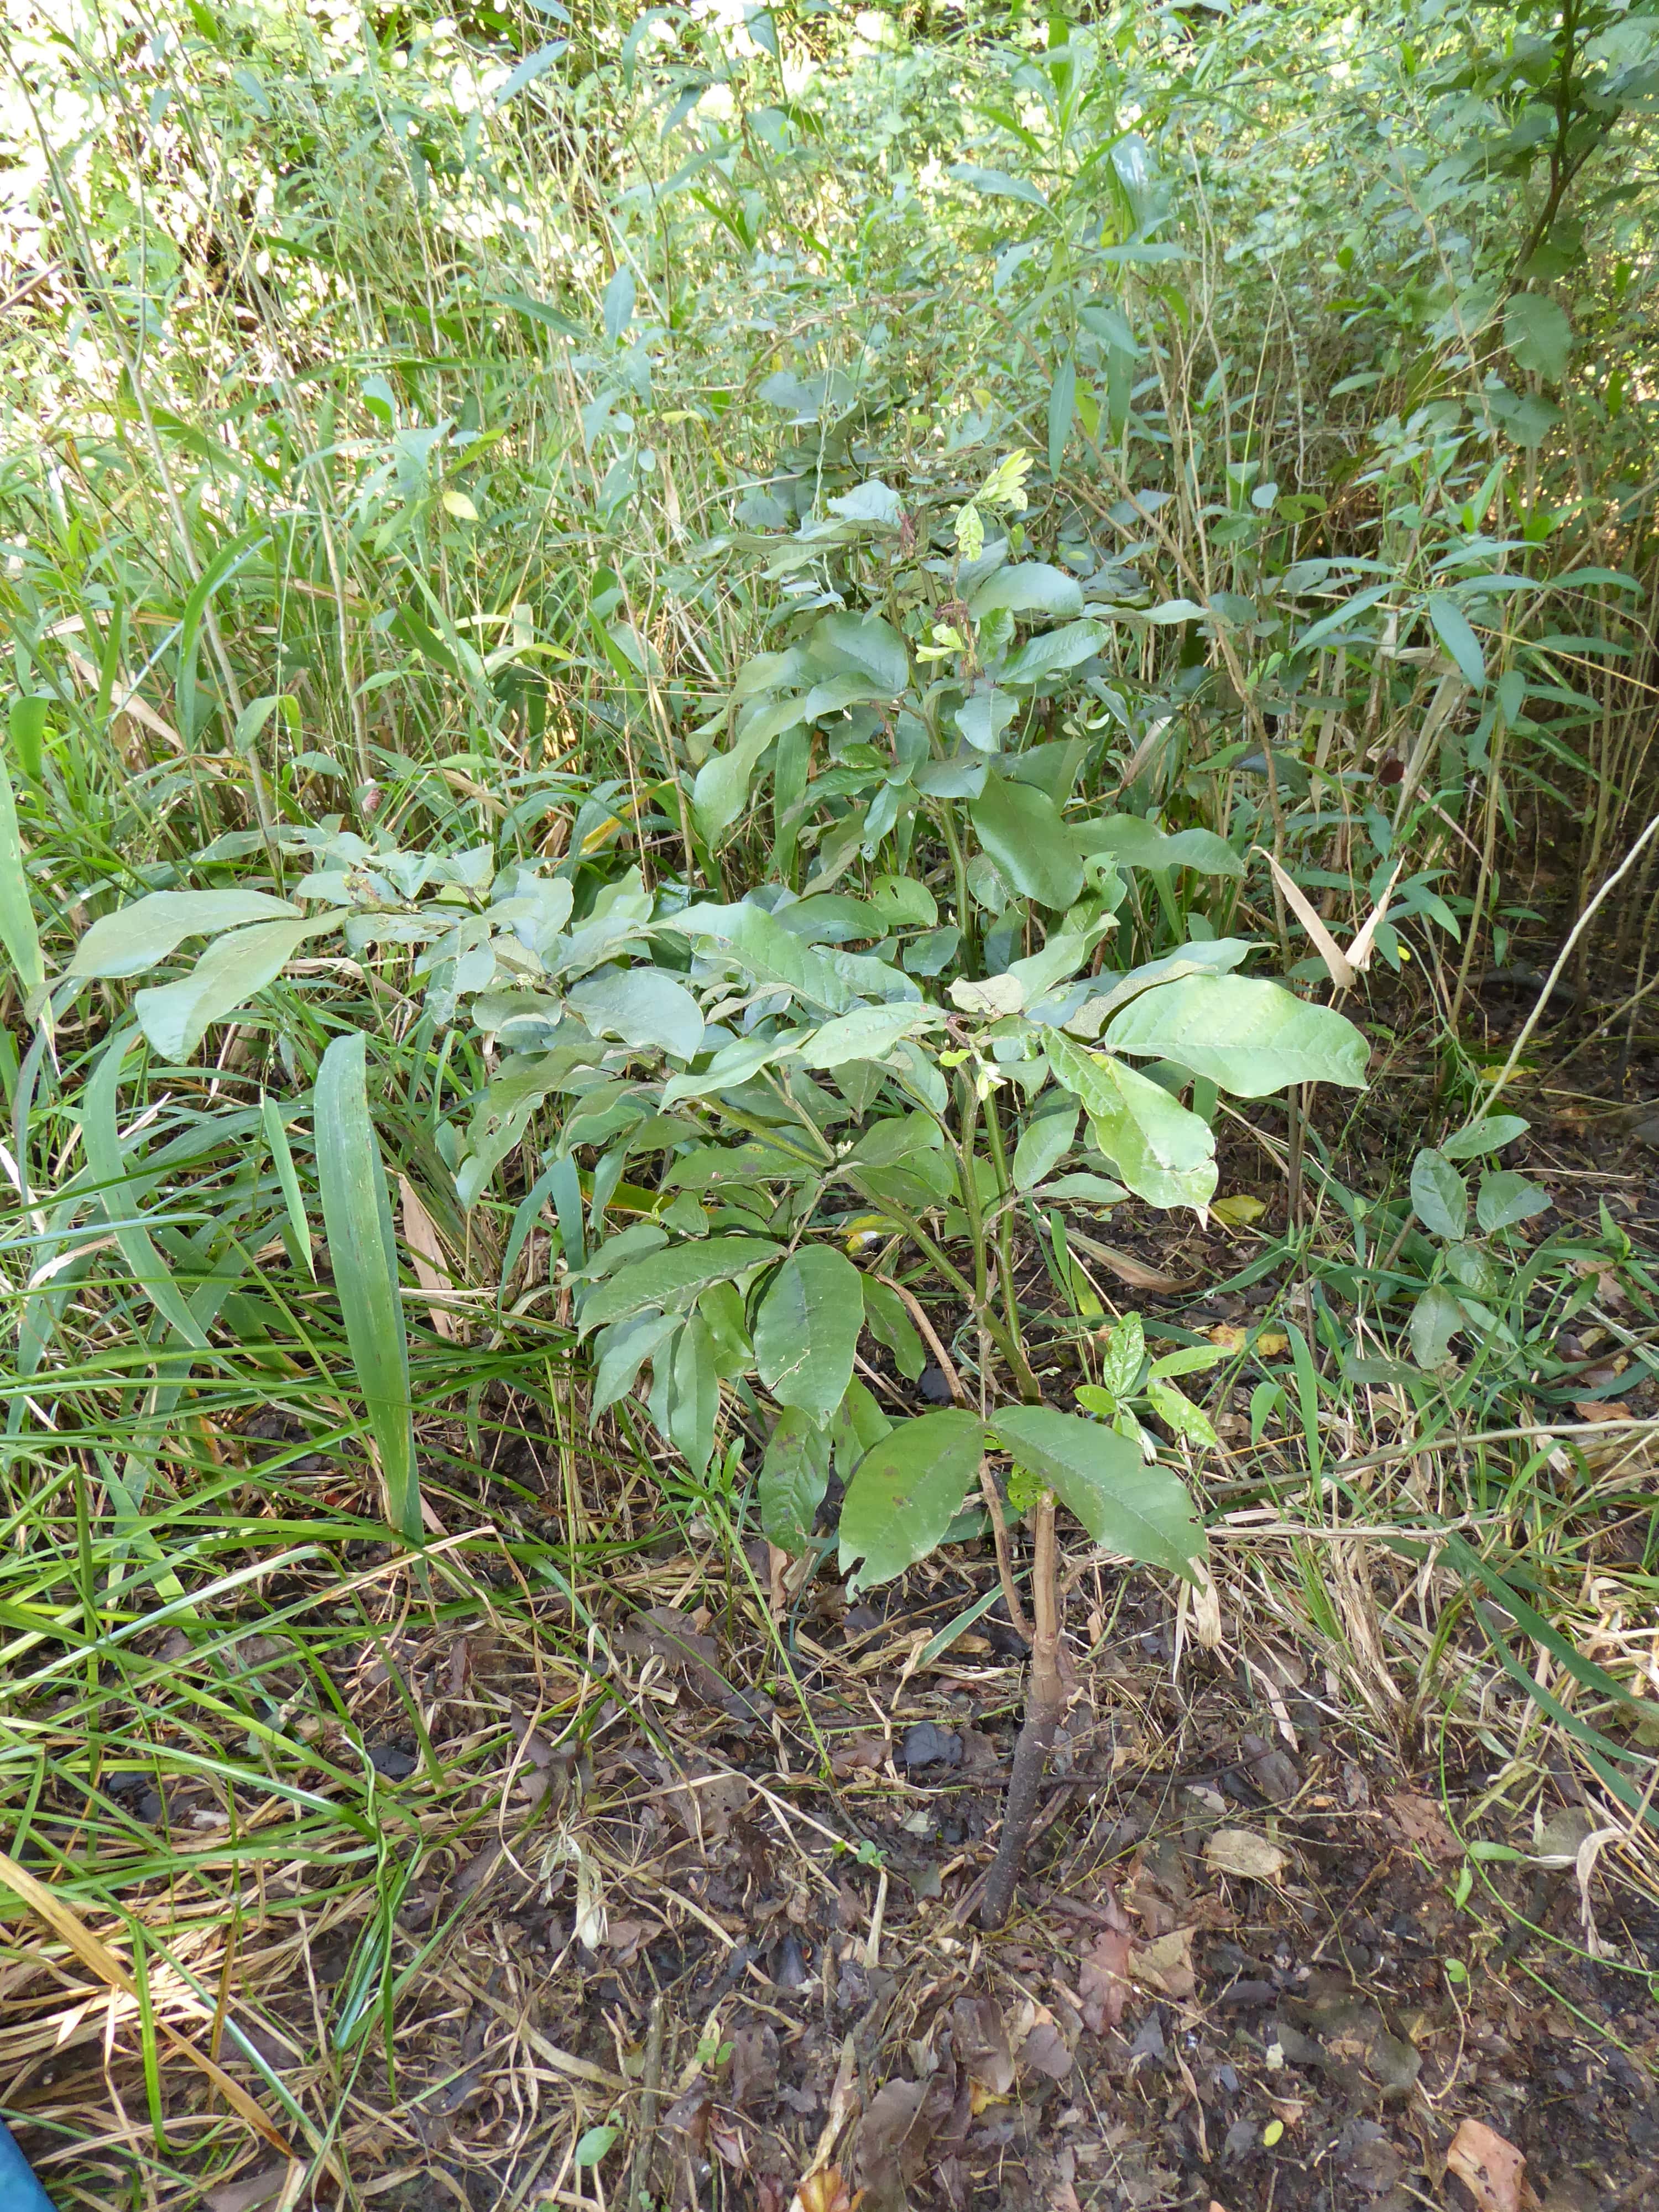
[1128, 1926, 1197, 2001]
[1008, 1996, 1076, 2081]
[791, 2168, 859, 2212]
[204, 2164, 297, 2212]
[1446, 2116, 1526, 2212]
[620, 1604, 775, 1724]
[951, 1994, 1014, 2095]
[1387, 1790, 1460, 1861]
[1204, 1829, 1289, 1882]
[1078, 1240, 1194, 1293]
[1078, 1928, 1133, 2032]
[1571, 1397, 1632, 1423]
[831, 1734, 888, 1779]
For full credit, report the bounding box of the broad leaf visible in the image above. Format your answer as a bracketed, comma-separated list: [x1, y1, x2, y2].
[755, 1245, 864, 1420]
[1505, 291, 1572, 382]
[1072, 816, 1244, 879]
[1477, 1170, 1550, 1234]
[662, 1031, 801, 1104]
[862, 1278, 924, 1381]
[1046, 1034, 1217, 1212]
[800, 1001, 946, 1069]
[315, 1034, 419, 1538]
[580, 1238, 782, 1334]
[760, 1407, 831, 1552]
[967, 564, 1083, 622]
[970, 772, 1083, 909]
[591, 1310, 679, 1418]
[815, 609, 910, 693]
[693, 695, 804, 842]
[1098, 1311, 1144, 1401]
[668, 1314, 719, 1477]
[998, 621, 1105, 688]
[948, 161, 1048, 208]
[990, 1405, 1203, 1577]
[1411, 1148, 1468, 1241]
[568, 966, 705, 1061]
[1013, 1103, 1079, 1191]
[664, 900, 854, 1014]
[838, 1409, 986, 1588]
[1064, 940, 1256, 1038]
[1439, 1115, 1529, 1160]
[134, 917, 332, 1061]
[69, 889, 302, 980]
[1410, 1284, 1464, 1369]
[1104, 974, 1370, 1095]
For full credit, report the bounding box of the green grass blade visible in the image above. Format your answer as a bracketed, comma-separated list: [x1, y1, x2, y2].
[0, 753, 44, 1001]
[84, 1033, 211, 1350]
[262, 1092, 316, 1280]
[314, 1033, 420, 1539]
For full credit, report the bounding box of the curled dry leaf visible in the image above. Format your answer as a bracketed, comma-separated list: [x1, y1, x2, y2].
[1204, 1829, 1289, 1882]
[399, 1175, 462, 1340]
[1446, 2117, 1526, 2212]
[791, 2168, 859, 2212]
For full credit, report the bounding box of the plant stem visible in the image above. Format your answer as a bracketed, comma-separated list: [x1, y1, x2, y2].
[980, 1490, 1063, 1929]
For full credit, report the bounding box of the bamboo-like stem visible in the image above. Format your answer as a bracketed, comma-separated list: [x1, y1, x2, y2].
[980, 1492, 1063, 1929]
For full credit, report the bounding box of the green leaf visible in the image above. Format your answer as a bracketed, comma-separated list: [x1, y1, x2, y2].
[668, 1313, 719, 1477]
[662, 1032, 798, 1105]
[692, 696, 804, 843]
[497, 38, 569, 106]
[1440, 1114, 1529, 1160]
[1505, 291, 1572, 382]
[760, 1407, 831, 1552]
[1098, 1311, 1144, 1400]
[1045, 1034, 1217, 1212]
[580, 1238, 782, 1334]
[568, 967, 705, 1061]
[800, 1000, 946, 1070]
[1409, 1284, 1464, 1369]
[8, 695, 49, 782]
[970, 771, 1083, 909]
[814, 609, 910, 693]
[998, 619, 1106, 687]
[1047, 356, 1076, 477]
[948, 161, 1048, 208]
[755, 1246, 864, 1420]
[869, 874, 937, 927]
[262, 1092, 315, 1281]
[0, 757, 44, 998]
[592, 1311, 677, 1418]
[84, 1032, 211, 1352]
[831, 1378, 893, 1477]
[1072, 815, 1244, 878]
[573, 2125, 618, 2170]
[315, 1034, 419, 1539]
[1104, 974, 1370, 1095]
[1013, 1103, 1078, 1190]
[990, 1405, 1203, 1577]
[1477, 1169, 1550, 1234]
[1145, 1376, 1220, 1451]
[1426, 594, 1485, 689]
[967, 563, 1084, 622]
[664, 900, 855, 1014]
[838, 1409, 986, 1588]
[67, 889, 302, 980]
[133, 917, 331, 1061]
[1411, 1148, 1468, 1241]
[862, 1278, 924, 1381]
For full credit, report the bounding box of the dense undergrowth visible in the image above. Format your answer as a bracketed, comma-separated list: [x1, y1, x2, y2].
[0, 1, 1657, 2204]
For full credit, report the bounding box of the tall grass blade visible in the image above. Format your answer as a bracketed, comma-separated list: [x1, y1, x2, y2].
[314, 1033, 420, 1540]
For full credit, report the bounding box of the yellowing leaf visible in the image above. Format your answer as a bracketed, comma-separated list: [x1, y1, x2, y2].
[1212, 1193, 1265, 1229]
[1254, 1330, 1290, 1357]
[441, 489, 479, 521]
[1262, 2119, 1284, 2148]
[1208, 1324, 1246, 1353]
